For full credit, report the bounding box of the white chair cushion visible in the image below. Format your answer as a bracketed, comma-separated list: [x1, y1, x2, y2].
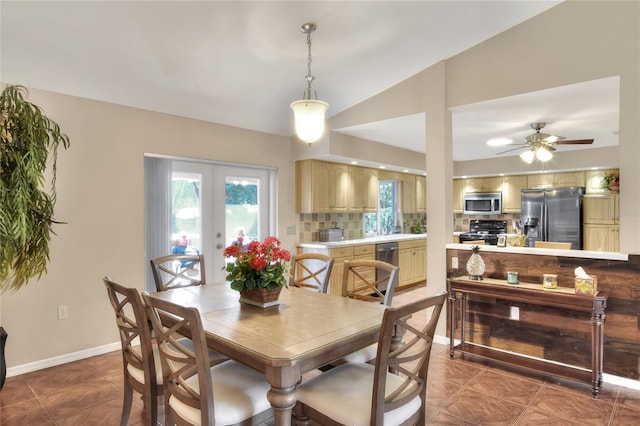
[338, 343, 378, 363]
[169, 360, 272, 426]
[296, 362, 421, 426]
[127, 345, 163, 384]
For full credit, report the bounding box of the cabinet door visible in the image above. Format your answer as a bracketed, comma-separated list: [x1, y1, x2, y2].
[452, 179, 465, 213]
[554, 171, 585, 188]
[583, 195, 617, 224]
[350, 167, 378, 212]
[527, 173, 555, 189]
[401, 175, 416, 214]
[585, 168, 619, 193]
[398, 248, 414, 287]
[501, 175, 527, 213]
[416, 176, 426, 213]
[583, 224, 618, 252]
[328, 163, 350, 212]
[464, 177, 501, 193]
[310, 161, 331, 212]
[414, 246, 426, 283]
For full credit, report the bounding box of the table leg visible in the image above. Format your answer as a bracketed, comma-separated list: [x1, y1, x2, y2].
[265, 365, 299, 425]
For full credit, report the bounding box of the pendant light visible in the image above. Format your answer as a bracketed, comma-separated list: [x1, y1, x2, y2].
[290, 23, 329, 145]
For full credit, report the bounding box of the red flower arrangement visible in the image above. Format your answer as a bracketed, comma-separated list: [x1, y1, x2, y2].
[224, 236, 291, 292]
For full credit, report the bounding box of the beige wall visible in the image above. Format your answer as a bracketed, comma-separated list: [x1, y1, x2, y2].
[0, 88, 296, 368]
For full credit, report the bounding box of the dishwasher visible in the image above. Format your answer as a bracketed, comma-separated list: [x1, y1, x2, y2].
[375, 242, 399, 292]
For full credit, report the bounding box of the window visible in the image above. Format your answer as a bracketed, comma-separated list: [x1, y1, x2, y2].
[364, 180, 399, 236]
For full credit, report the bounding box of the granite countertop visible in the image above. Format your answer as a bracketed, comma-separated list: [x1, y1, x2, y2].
[298, 233, 427, 249]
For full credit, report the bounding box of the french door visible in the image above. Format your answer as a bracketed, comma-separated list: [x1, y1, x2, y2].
[145, 156, 275, 291]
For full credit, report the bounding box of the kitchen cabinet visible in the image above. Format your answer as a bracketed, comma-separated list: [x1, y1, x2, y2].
[553, 171, 585, 188]
[327, 246, 354, 297]
[453, 179, 465, 213]
[583, 194, 619, 252]
[416, 175, 427, 213]
[401, 174, 417, 214]
[501, 175, 527, 213]
[463, 177, 502, 193]
[527, 173, 555, 189]
[351, 244, 376, 293]
[585, 168, 619, 194]
[296, 160, 349, 213]
[398, 239, 426, 288]
[349, 166, 378, 212]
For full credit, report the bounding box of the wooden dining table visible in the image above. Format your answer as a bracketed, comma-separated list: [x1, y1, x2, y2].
[146, 283, 386, 425]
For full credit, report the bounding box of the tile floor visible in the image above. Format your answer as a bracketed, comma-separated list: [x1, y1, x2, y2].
[1, 287, 639, 425]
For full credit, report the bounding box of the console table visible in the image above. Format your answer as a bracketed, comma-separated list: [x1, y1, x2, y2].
[447, 277, 607, 398]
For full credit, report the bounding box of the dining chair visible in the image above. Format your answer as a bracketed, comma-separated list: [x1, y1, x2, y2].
[142, 294, 273, 426]
[294, 291, 447, 426]
[333, 259, 399, 365]
[289, 253, 334, 293]
[534, 240, 572, 250]
[150, 254, 205, 292]
[104, 277, 161, 426]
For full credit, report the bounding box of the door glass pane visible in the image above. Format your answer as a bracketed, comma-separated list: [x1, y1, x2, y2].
[225, 176, 259, 247]
[171, 172, 202, 254]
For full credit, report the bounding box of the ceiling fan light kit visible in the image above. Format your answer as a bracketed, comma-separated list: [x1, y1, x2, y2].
[496, 122, 594, 163]
[290, 23, 329, 146]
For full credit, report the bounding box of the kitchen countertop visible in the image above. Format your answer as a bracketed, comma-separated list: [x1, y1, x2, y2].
[446, 243, 628, 261]
[298, 233, 426, 249]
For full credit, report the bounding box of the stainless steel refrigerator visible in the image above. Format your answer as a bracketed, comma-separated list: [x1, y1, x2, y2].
[521, 187, 585, 249]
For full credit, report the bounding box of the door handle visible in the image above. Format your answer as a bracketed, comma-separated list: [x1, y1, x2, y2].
[216, 244, 223, 249]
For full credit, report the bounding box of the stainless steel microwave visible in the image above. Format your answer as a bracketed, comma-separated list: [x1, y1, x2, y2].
[463, 192, 502, 215]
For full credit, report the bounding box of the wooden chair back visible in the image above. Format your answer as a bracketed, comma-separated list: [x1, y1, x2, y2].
[462, 240, 486, 245]
[370, 292, 447, 425]
[103, 277, 159, 425]
[143, 294, 215, 425]
[289, 253, 334, 293]
[150, 254, 205, 292]
[342, 260, 399, 307]
[535, 241, 572, 250]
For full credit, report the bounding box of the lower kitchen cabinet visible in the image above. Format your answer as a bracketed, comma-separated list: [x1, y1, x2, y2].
[583, 194, 619, 252]
[398, 239, 426, 288]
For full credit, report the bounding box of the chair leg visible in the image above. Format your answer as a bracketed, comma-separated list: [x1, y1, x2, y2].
[292, 402, 311, 425]
[121, 380, 133, 426]
[142, 383, 158, 425]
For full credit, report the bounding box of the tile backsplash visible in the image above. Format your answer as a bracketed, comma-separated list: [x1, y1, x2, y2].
[298, 212, 427, 243]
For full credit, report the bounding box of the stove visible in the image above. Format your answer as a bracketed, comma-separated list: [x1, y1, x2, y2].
[458, 220, 507, 245]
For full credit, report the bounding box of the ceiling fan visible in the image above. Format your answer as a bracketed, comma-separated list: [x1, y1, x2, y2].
[497, 122, 594, 163]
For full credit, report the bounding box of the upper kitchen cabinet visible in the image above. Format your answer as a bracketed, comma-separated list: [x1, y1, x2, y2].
[585, 168, 619, 193]
[416, 176, 427, 213]
[554, 171, 585, 188]
[349, 166, 378, 212]
[463, 177, 502, 193]
[401, 174, 417, 214]
[527, 173, 555, 189]
[452, 179, 465, 213]
[296, 160, 349, 213]
[501, 175, 527, 213]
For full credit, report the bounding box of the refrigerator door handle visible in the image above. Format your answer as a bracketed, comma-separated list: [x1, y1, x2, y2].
[543, 204, 548, 241]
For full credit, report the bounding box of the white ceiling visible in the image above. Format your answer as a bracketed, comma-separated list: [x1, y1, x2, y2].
[2, 1, 613, 163]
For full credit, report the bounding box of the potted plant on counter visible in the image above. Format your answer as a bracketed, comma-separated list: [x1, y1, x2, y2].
[600, 171, 619, 192]
[224, 236, 291, 307]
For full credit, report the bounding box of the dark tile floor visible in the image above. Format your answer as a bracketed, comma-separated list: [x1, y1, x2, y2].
[1, 286, 639, 425]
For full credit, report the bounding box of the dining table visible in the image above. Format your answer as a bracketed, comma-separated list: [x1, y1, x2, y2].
[146, 283, 387, 425]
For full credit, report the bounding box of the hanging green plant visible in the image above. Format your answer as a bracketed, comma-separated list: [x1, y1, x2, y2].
[0, 85, 70, 291]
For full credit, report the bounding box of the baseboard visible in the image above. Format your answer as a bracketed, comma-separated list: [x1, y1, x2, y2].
[6, 342, 121, 377]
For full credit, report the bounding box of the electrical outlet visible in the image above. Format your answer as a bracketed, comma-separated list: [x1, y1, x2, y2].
[509, 306, 520, 321]
[452, 256, 459, 269]
[58, 305, 68, 320]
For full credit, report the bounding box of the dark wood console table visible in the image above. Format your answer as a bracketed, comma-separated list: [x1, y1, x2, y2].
[447, 277, 607, 398]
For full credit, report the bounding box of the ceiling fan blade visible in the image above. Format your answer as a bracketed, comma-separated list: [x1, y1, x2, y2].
[554, 139, 594, 145]
[496, 145, 526, 155]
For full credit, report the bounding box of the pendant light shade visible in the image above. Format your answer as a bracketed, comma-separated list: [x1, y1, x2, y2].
[291, 23, 329, 146]
[535, 146, 553, 162]
[520, 149, 535, 164]
[291, 99, 329, 144]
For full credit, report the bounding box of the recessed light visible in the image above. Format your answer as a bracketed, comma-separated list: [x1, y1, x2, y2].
[486, 138, 512, 147]
[403, 169, 409, 173]
[379, 165, 386, 169]
[350, 161, 358, 165]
